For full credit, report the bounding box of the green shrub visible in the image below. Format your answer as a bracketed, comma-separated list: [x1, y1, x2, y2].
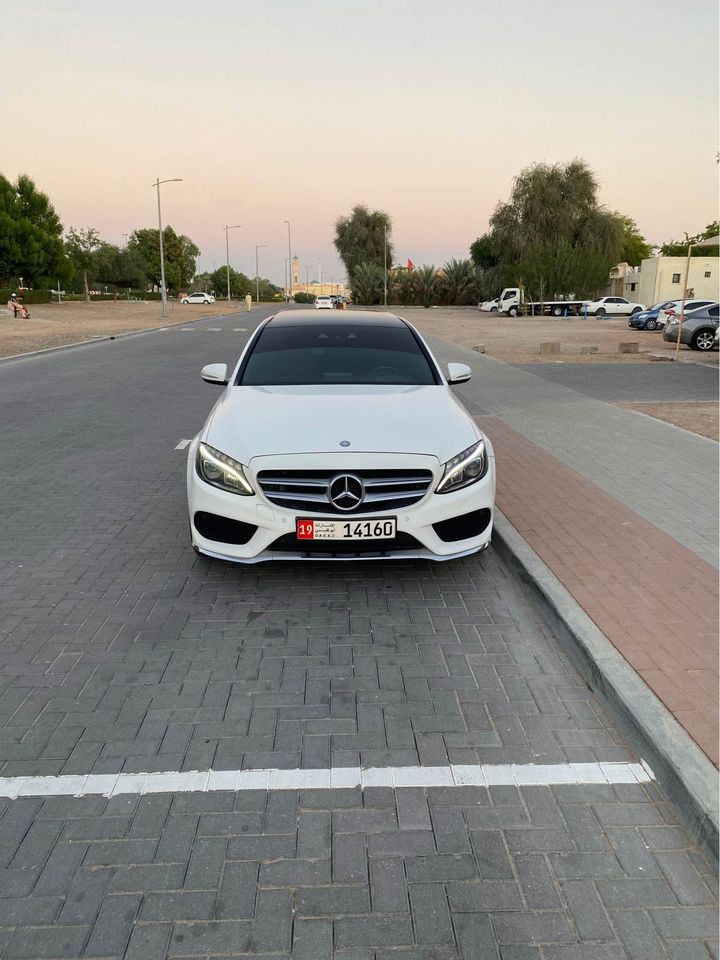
[0, 288, 52, 304]
[293, 291, 316, 304]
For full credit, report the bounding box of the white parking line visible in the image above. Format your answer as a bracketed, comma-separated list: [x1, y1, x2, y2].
[0, 762, 653, 799]
[174, 439, 191, 450]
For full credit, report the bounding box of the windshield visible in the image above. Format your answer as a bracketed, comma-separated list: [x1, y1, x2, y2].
[651, 301, 676, 310]
[238, 323, 439, 386]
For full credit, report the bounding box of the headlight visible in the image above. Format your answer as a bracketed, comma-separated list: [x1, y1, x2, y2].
[196, 442, 254, 496]
[435, 440, 487, 494]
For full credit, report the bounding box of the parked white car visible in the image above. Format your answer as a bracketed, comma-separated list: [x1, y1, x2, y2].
[182, 292, 215, 304]
[585, 296, 645, 316]
[314, 295, 334, 310]
[478, 298, 500, 312]
[656, 299, 717, 328]
[187, 310, 495, 563]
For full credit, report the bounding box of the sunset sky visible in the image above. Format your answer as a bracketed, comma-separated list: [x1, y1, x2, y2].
[3, 0, 718, 285]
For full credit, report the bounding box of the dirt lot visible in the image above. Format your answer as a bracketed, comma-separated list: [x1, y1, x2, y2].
[0, 300, 237, 358]
[618, 402, 719, 441]
[401, 306, 719, 365]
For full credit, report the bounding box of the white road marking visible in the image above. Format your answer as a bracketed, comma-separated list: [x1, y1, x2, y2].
[180, 327, 195, 331]
[0, 762, 653, 799]
[208, 327, 222, 331]
[234, 327, 247, 332]
[174, 439, 191, 450]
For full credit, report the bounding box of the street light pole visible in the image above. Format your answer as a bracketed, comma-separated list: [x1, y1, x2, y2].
[254, 244, 267, 305]
[224, 224, 242, 303]
[383, 224, 388, 307]
[152, 177, 182, 321]
[284, 220, 292, 300]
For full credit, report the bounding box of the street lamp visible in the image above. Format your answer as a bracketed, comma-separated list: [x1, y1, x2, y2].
[253, 244, 267, 305]
[151, 177, 182, 321]
[224, 224, 242, 303]
[284, 220, 292, 300]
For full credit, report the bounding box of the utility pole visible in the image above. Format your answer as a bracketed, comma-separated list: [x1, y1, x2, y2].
[152, 177, 183, 321]
[253, 244, 267, 305]
[383, 224, 388, 307]
[284, 220, 292, 300]
[224, 224, 241, 303]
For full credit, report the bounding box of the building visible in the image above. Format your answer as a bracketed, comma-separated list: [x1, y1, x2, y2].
[289, 256, 350, 298]
[623, 256, 719, 306]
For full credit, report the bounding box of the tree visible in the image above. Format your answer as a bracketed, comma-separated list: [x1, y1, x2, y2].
[616, 215, 652, 265]
[660, 221, 719, 257]
[350, 261, 383, 304]
[485, 159, 625, 299]
[334, 205, 393, 281]
[415, 265, 438, 308]
[439, 259, 476, 305]
[390, 267, 416, 306]
[128, 226, 199, 292]
[65, 227, 101, 300]
[0, 173, 66, 286]
[210, 266, 252, 299]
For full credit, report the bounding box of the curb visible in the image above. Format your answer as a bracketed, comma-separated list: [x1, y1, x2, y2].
[0, 308, 250, 365]
[492, 511, 719, 861]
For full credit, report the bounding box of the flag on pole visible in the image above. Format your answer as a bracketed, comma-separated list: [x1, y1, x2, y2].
[407, 259, 414, 270]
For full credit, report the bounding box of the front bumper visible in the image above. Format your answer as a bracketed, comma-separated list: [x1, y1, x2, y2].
[187, 444, 496, 563]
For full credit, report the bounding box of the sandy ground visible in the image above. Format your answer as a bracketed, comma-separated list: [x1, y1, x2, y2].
[618, 402, 719, 441]
[399, 306, 719, 365]
[0, 300, 244, 358]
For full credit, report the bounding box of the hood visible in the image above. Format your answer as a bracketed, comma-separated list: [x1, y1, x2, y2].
[204, 384, 480, 463]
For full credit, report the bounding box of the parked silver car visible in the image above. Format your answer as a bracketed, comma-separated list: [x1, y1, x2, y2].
[662, 303, 719, 351]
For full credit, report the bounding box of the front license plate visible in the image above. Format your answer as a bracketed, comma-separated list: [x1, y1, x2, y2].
[297, 518, 397, 540]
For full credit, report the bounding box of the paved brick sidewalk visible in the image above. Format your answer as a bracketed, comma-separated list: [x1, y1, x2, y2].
[479, 416, 719, 767]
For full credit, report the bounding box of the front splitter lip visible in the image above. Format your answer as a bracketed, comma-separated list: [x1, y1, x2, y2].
[194, 540, 491, 564]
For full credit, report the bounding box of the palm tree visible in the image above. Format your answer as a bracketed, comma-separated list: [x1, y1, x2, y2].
[390, 267, 416, 306]
[351, 261, 383, 305]
[415, 265, 437, 308]
[440, 259, 476, 305]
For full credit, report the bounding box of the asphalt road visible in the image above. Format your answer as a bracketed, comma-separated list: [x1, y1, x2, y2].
[511, 362, 720, 402]
[0, 310, 716, 958]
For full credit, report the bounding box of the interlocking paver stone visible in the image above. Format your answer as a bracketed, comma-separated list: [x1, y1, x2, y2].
[0, 314, 716, 957]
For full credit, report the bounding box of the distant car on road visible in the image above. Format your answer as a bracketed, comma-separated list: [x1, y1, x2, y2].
[585, 296, 645, 317]
[314, 295, 334, 310]
[182, 292, 215, 304]
[662, 303, 719, 351]
[656, 299, 716, 329]
[478, 298, 500, 312]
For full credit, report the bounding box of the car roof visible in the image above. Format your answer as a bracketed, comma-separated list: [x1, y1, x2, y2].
[269, 309, 406, 327]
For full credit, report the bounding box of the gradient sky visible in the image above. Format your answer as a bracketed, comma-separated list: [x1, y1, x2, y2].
[3, 0, 718, 285]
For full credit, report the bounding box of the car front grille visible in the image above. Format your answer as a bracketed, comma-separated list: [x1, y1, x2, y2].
[256, 468, 434, 515]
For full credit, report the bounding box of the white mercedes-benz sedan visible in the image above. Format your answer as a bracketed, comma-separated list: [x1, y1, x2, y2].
[187, 310, 495, 562]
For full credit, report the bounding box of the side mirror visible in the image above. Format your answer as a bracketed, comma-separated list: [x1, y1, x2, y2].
[446, 362, 472, 384]
[201, 363, 228, 385]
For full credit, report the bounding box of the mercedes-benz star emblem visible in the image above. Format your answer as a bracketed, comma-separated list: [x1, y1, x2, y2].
[328, 473, 364, 511]
[339, 440, 351, 447]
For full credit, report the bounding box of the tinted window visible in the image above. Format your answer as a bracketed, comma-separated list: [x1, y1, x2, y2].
[709, 305, 719, 318]
[239, 323, 439, 386]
